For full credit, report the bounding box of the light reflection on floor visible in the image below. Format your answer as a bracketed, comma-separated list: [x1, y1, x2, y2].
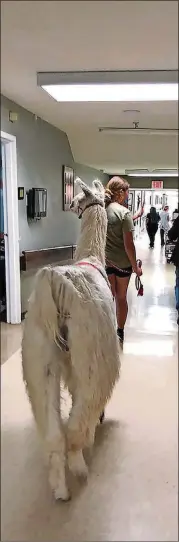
[127, 234, 177, 338]
[124, 340, 174, 357]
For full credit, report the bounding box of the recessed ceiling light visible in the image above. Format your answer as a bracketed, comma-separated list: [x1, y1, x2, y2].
[123, 109, 141, 113]
[41, 83, 178, 102]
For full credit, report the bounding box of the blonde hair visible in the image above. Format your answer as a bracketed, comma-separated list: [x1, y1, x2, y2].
[105, 176, 129, 207]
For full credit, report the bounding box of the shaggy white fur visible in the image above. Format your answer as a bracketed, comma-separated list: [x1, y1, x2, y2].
[22, 178, 120, 501]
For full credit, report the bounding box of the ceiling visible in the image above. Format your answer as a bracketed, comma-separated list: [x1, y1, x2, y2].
[1, 0, 178, 173]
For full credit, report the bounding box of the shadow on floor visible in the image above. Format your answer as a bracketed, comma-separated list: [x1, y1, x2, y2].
[1, 418, 127, 542]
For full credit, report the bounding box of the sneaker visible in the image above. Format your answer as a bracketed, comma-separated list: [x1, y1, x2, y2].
[99, 411, 105, 424]
[117, 328, 124, 349]
[117, 328, 124, 340]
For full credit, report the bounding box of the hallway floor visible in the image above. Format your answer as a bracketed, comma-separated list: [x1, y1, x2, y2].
[1, 235, 178, 542]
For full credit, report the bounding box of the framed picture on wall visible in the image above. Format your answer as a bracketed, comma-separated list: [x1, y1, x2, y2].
[141, 189, 145, 203]
[62, 165, 74, 211]
[134, 190, 142, 214]
[128, 191, 134, 213]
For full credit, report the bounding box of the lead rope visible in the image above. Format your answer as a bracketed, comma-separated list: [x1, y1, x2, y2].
[135, 259, 144, 296]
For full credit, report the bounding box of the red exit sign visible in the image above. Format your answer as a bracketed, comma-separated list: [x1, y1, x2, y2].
[151, 180, 163, 189]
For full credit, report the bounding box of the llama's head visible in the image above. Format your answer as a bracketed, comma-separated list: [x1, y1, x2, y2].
[70, 178, 105, 219]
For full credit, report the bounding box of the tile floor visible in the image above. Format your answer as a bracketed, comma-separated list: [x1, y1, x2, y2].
[1, 235, 178, 541]
[1, 322, 22, 364]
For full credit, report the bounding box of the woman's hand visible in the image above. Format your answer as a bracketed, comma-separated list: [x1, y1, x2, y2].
[133, 205, 145, 222]
[134, 264, 143, 277]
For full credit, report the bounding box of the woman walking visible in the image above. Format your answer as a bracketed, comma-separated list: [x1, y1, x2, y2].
[146, 206, 160, 248]
[105, 177, 142, 346]
[168, 215, 179, 325]
[160, 205, 170, 247]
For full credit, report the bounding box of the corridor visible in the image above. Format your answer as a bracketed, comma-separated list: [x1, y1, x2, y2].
[1, 234, 178, 542]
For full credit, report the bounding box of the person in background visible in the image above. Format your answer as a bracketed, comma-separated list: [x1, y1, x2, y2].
[105, 177, 142, 346]
[172, 207, 179, 222]
[168, 215, 179, 325]
[160, 205, 170, 246]
[146, 206, 160, 248]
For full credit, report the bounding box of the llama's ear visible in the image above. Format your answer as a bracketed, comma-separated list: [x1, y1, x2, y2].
[93, 179, 104, 193]
[75, 177, 92, 196]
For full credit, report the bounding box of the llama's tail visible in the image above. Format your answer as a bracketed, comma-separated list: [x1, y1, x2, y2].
[28, 266, 75, 348]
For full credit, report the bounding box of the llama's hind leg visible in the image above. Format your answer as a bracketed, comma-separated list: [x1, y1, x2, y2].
[22, 328, 69, 500]
[66, 396, 96, 478]
[46, 371, 70, 501]
[64, 384, 89, 479]
[68, 449, 88, 479]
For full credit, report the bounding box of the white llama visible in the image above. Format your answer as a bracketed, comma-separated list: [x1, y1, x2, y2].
[22, 178, 120, 501]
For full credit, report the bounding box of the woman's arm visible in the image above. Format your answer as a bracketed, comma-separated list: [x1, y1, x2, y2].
[133, 205, 144, 222]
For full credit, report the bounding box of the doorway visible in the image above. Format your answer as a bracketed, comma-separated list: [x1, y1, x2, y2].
[0, 145, 6, 320]
[0, 131, 21, 324]
[128, 188, 178, 240]
[144, 189, 178, 217]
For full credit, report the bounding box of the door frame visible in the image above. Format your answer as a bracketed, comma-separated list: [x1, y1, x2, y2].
[1, 131, 21, 324]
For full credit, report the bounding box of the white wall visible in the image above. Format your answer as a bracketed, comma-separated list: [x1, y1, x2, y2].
[1, 95, 108, 313]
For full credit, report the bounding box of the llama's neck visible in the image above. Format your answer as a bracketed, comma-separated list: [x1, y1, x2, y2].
[74, 206, 107, 267]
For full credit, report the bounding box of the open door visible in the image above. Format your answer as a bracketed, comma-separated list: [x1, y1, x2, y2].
[0, 145, 6, 321]
[1, 132, 21, 324]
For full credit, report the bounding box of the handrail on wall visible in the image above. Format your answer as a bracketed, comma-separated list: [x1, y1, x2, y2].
[20, 244, 76, 271]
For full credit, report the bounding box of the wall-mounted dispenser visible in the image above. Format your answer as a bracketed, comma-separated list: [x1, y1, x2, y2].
[27, 188, 47, 220]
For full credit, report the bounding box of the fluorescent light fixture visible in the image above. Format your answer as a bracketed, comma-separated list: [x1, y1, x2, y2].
[125, 169, 178, 177]
[99, 127, 178, 136]
[41, 83, 178, 102]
